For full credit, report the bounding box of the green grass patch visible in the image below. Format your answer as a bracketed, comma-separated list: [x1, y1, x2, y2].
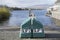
[0, 7, 10, 22]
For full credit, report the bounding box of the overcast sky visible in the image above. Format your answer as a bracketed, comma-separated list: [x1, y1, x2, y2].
[0, 0, 57, 8]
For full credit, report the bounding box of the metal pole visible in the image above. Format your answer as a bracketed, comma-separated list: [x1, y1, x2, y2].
[29, 9, 33, 38]
[29, 9, 31, 16]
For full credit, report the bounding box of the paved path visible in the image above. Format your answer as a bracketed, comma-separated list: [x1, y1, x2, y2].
[0, 26, 60, 40]
[0, 31, 60, 40]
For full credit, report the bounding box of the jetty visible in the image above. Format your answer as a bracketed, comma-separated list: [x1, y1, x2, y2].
[0, 0, 60, 40]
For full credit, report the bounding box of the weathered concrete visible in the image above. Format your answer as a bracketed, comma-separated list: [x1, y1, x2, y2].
[0, 25, 60, 40]
[0, 30, 60, 40]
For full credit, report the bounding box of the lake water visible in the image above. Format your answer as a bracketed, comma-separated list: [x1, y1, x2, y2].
[0, 10, 53, 26]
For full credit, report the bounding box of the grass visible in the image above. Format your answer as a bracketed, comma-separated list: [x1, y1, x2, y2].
[0, 7, 10, 22]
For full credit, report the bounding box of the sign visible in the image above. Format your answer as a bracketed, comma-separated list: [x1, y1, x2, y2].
[22, 29, 42, 33]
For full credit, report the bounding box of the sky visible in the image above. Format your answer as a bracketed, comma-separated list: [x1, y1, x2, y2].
[0, 0, 57, 8]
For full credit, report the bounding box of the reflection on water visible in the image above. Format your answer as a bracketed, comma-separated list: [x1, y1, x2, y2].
[0, 10, 53, 26]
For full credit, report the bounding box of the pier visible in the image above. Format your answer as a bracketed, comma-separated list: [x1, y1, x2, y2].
[0, 26, 60, 40]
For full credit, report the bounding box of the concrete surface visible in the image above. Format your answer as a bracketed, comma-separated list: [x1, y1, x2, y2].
[0, 30, 60, 40]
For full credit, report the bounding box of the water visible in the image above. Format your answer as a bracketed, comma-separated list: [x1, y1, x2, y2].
[0, 10, 52, 26]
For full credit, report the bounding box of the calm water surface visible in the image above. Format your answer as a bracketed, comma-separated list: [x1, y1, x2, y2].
[0, 10, 52, 26]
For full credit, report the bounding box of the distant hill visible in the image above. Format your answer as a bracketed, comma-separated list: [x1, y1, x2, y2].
[0, 5, 8, 8]
[0, 5, 53, 10]
[26, 5, 53, 9]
